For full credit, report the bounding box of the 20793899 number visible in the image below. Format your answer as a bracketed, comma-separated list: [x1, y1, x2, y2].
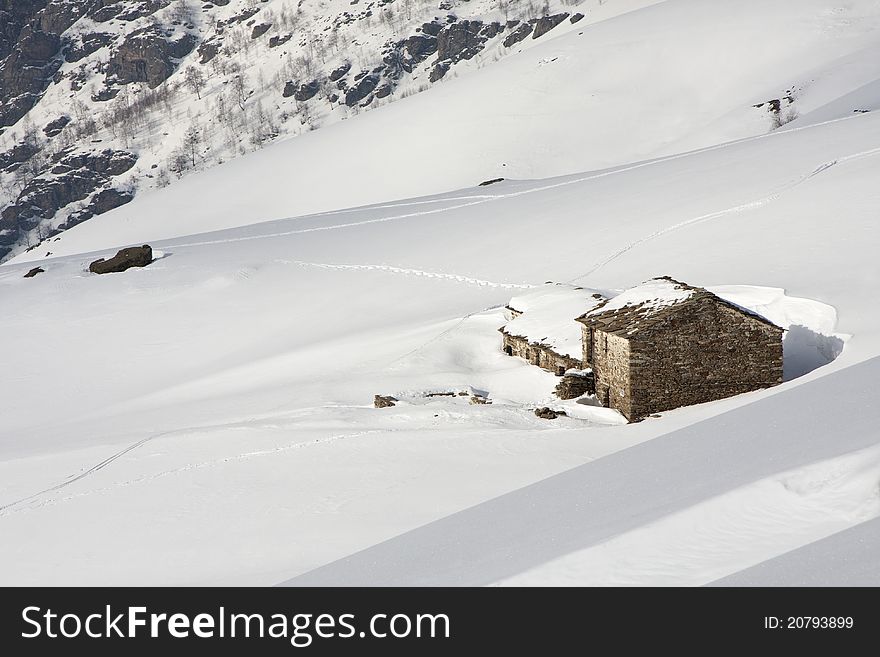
[787, 617, 854, 629]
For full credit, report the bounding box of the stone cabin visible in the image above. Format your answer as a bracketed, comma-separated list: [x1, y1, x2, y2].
[499, 285, 607, 376]
[576, 277, 783, 421]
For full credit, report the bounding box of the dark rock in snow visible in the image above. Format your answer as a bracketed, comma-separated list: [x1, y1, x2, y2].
[429, 61, 450, 82]
[478, 177, 504, 186]
[570, 13, 584, 24]
[89, 245, 153, 274]
[198, 40, 219, 64]
[374, 395, 398, 408]
[329, 61, 352, 81]
[345, 74, 380, 106]
[23, 267, 44, 278]
[535, 407, 567, 420]
[268, 34, 292, 48]
[251, 23, 271, 39]
[106, 25, 197, 88]
[502, 22, 533, 48]
[293, 80, 320, 101]
[43, 115, 71, 138]
[532, 13, 569, 39]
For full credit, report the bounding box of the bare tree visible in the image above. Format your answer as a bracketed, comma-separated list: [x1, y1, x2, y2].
[231, 73, 250, 111]
[183, 123, 202, 166]
[183, 66, 207, 99]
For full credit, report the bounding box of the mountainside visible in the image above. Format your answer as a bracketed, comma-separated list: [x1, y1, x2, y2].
[0, 0, 656, 261]
[6, 0, 880, 263]
[1, 0, 880, 586]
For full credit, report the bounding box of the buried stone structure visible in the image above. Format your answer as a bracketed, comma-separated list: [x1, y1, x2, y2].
[576, 277, 783, 421]
[501, 278, 784, 422]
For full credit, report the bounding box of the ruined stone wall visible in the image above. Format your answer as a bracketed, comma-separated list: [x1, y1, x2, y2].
[627, 303, 783, 421]
[501, 331, 582, 375]
[590, 329, 632, 418]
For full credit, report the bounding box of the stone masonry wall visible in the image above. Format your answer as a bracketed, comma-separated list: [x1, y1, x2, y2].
[626, 303, 783, 421]
[589, 329, 632, 417]
[501, 331, 582, 375]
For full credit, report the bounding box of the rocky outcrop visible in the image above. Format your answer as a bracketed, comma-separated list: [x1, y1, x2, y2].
[429, 61, 450, 82]
[0, 149, 137, 259]
[374, 395, 398, 408]
[532, 13, 569, 39]
[503, 22, 532, 48]
[293, 80, 319, 102]
[329, 61, 352, 81]
[89, 245, 153, 274]
[64, 31, 114, 62]
[268, 34, 292, 48]
[0, 140, 41, 172]
[106, 25, 197, 88]
[251, 23, 272, 39]
[345, 73, 380, 106]
[437, 20, 497, 63]
[0, 23, 63, 127]
[23, 266, 44, 278]
[284, 79, 320, 101]
[197, 39, 219, 64]
[43, 115, 70, 137]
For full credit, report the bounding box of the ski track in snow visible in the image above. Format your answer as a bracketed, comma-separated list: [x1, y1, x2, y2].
[0, 420, 384, 516]
[570, 144, 880, 282]
[144, 113, 877, 277]
[275, 259, 536, 289]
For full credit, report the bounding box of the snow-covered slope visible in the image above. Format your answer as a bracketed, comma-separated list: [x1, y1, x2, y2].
[8, 0, 880, 260]
[1, 1, 880, 586]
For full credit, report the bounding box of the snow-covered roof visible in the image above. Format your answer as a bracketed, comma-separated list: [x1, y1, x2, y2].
[580, 276, 780, 336]
[502, 284, 606, 359]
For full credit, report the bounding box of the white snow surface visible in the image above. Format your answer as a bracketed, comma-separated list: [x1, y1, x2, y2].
[1, 0, 880, 586]
[503, 285, 605, 359]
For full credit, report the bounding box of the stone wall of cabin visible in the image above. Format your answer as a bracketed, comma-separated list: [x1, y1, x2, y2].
[589, 329, 632, 417]
[626, 303, 783, 421]
[501, 331, 583, 375]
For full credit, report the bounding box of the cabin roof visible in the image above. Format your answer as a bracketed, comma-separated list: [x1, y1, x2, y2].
[576, 276, 782, 337]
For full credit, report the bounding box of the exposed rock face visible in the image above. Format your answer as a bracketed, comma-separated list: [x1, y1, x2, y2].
[251, 23, 271, 39]
[329, 61, 352, 81]
[23, 266, 44, 278]
[532, 13, 569, 39]
[43, 115, 70, 137]
[437, 20, 491, 63]
[0, 149, 137, 258]
[0, 22, 63, 127]
[106, 25, 197, 88]
[197, 39, 219, 64]
[293, 80, 320, 102]
[65, 31, 114, 62]
[429, 61, 450, 82]
[570, 13, 584, 24]
[479, 177, 504, 186]
[374, 395, 398, 408]
[268, 33, 292, 48]
[89, 245, 153, 274]
[503, 22, 533, 48]
[345, 73, 380, 106]
[0, 140, 40, 171]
